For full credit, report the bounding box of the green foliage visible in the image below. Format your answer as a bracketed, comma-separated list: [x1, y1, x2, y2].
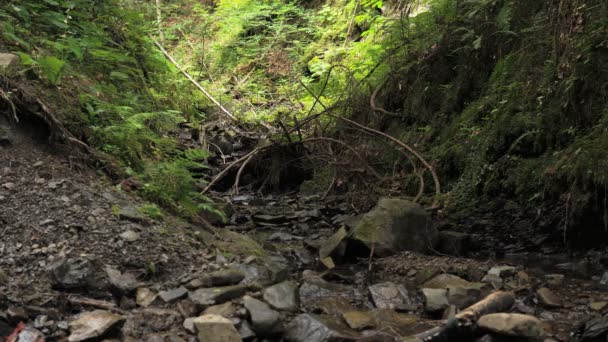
[139, 203, 164, 220]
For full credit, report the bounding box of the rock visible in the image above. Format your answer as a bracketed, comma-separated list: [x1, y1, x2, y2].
[118, 206, 147, 223]
[437, 231, 470, 256]
[203, 302, 236, 318]
[415, 267, 442, 285]
[7, 325, 44, 342]
[136, 288, 158, 307]
[189, 285, 248, 308]
[192, 314, 241, 342]
[368, 282, 414, 310]
[446, 284, 484, 309]
[48, 257, 106, 291]
[120, 230, 140, 242]
[590, 301, 608, 312]
[0, 53, 19, 68]
[238, 320, 256, 340]
[600, 271, 608, 285]
[105, 266, 140, 293]
[262, 281, 298, 311]
[6, 307, 28, 325]
[183, 317, 196, 333]
[200, 201, 234, 225]
[195, 269, 245, 288]
[158, 286, 189, 303]
[482, 266, 517, 286]
[0, 268, 7, 285]
[177, 299, 198, 317]
[536, 287, 562, 308]
[284, 314, 360, 342]
[545, 274, 565, 287]
[68, 310, 125, 342]
[299, 276, 360, 304]
[578, 316, 608, 341]
[242, 295, 282, 336]
[318, 227, 348, 265]
[422, 273, 471, 288]
[421, 288, 449, 313]
[351, 198, 438, 255]
[477, 313, 544, 339]
[342, 311, 375, 330]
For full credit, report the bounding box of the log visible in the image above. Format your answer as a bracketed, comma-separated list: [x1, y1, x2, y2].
[410, 291, 516, 342]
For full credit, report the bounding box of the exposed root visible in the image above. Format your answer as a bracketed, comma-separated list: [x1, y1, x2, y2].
[370, 78, 399, 117]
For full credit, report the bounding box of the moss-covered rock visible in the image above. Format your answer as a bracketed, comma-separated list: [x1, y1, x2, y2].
[351, 198, 438, 255]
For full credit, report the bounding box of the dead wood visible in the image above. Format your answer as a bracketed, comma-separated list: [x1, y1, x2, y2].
[411, 291, 516, 342]
[67, 296, 126, 314]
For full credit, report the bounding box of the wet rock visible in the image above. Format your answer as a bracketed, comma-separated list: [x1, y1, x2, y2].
[284, 314, 360, 342]
[158, 286, 188, 303]
[105, 266, 140, 293]
[194, 269, 245, 288]
[68, 310, 125, 342]
[422, 288, 449, 313]
[189, 284, 248, 308]
[437, 231, 470, 256]
[136, 288, 158, 307]
[203, 302, 236, 318]
[545, 274, 565, 287]
[243, 295, 282, 336]
[238, 320, 256, 340]
[368, 282, 414, 310]
[49, 257, 106, 291]
[536, 287, 562, 308]
[351, 198, 438, 255]
[477, 313, 544, 339]
[192, 314, 241, 342]
[262, 280, 298, 311]
[120, 230, 140, 242]
[342, 311, 375, 330]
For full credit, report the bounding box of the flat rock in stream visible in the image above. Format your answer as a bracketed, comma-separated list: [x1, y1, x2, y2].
[68, 310, 125, 342]
[477, 313, 544, 339]
[351, 198, 438, 255]
[284, 314, 360, 342]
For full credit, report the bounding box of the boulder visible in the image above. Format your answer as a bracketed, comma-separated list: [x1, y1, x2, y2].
[262, 281, 298, 311]
[351, 198, 437, 255]
[284, 314, 360, 342]
[49, 257, 107, 291]
[477, 313, 544, 339]
[242, 295, 282, 336]
[68, 310, 125, 342]
[192, 314, 241, 342]
[368, 282, 414, 310]
[421, 288, 449, 313]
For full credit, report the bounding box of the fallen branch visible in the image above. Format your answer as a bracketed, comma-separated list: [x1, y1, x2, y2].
[299, 80, 442, 207]
[67, 296, 126, 314]
[152, 39, 236, 121]
[412, 291, 516, 342]
[232, 151, 258, 195]
[202, 146, 270, 194]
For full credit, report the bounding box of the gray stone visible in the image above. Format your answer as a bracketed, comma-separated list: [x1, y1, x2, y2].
[7, 326, 44, 342]
[421, 288, 449, 313]
[238, 320, 256, 339]
[422, 273, 471, 289]
[446, 285, 484, 309]
[262, 281, 298, 311]
[299, 276, 360, 304]
[6, 307, 28, 325]
[189, 285, 248, 308]
[136, 288, 158, 307]
[200, 201, 234, 225]
[243, 295, 282, 336]
[536, 287, 562, 308]
[351, 198, 438, 255]
[158, 286, 189, 303]
[105, 266, 140, 293]
[120, 230, 140, 242]
[183, 317, 196, 333]
[482, 266, 517, 286]
[284, 314, 360, 342]
[600, 271, 608, 285]
[195, 269, 245, 288]
[49, 257, 106, 291]
[0, 53, 19, 68]
[118, 206, 147, 223]
[68, 310, 125, 342]
[477, 313, 544, 339]
[202, 302, 236, 318]
[192, 314, 241, 342]
[368, 282, 413, 310]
